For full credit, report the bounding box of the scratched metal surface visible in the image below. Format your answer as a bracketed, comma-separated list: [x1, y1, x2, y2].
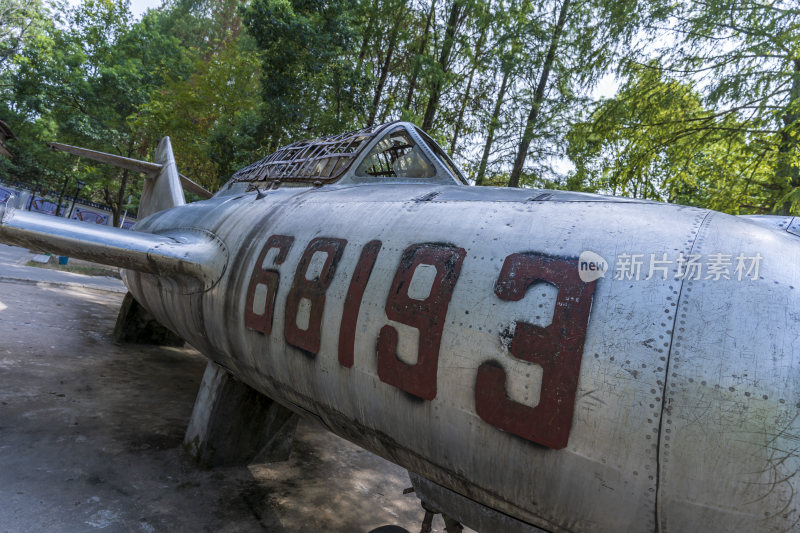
[657, 212, 800, 532]
[119, 181, 800, 532]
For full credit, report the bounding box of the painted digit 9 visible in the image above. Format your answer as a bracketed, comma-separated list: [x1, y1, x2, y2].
[377, 243, 466, 401]
[475, 253, 597, 449]
[244, 234, 294, 335]
[284, 237, 347, 356]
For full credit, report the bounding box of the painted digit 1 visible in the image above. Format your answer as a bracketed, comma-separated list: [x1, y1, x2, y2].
[284, 237, 347, 356]
[377, 243, 466, 401]
[244, 234, 295, 335]
[475, 253, 597, 450]
[338, 240, 383, 368]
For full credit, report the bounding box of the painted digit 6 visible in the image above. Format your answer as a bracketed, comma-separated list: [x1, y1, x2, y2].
[244, 235, 294, 335]
[377, 243, 466, 401]
[475, 253, 597, 449]
[284, 237, 347, 356]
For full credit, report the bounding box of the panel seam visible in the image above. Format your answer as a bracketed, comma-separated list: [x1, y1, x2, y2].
[654, 209, 713, 533]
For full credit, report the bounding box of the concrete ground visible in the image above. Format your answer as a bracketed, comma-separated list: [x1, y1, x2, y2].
[0, 244, 125, 292]
[0, 244, 457, 532]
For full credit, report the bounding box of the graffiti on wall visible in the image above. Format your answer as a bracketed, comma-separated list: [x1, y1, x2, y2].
[72, 208, 109, 225]
[0, 187, 13, 204]
[29, 196, 66, 216]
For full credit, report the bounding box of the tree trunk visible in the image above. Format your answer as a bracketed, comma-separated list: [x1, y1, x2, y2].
[421, 0, 465, 131]
[379, 77, 399, 123]
[777, 58, 800, 214]
[357, 0, 381, 70]
[368, 14, 403, 126]
[334, 67, 342, 123]
[113, 168, 130, 228]
[404, 0, 436, 112]
[507, 0, 571, 188]
[110, 144, 136, 227]
[475, 68, 510, 185]
[448, 69, 474, 155]
[55, 175, 70, 216]
[449, 26, 487, 155]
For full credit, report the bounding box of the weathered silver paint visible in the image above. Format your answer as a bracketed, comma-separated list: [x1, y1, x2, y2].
[1, 123, 798, 532]
[0, 202, 227, 292]
[409, 472, 548, 533]
[117, 182, 798, 532]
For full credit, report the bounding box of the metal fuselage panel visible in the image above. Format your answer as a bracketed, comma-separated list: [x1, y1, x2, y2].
[657, 211, 800, 532]
[124, 184, 800, 532]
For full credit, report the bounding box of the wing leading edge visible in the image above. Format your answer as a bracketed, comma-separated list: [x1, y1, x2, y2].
[0, 203, 227, 292]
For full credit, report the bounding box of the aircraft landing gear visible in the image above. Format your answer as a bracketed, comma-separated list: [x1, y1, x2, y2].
[419, 501, 464, 533]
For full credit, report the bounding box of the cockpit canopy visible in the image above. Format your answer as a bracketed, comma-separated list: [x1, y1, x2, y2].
[356, 129, 435, 178]
[228, 121, 467, 188]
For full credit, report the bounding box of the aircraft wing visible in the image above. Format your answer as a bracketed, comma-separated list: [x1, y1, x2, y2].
[0, 202, 226, 291]
[47, 142, 213, 200]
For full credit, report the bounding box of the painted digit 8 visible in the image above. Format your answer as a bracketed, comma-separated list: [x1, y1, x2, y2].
[284, 237, 347, 356]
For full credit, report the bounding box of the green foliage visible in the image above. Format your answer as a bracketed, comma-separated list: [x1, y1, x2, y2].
[1, 0, 798, 220]
[132, 0, 263, 188]
[568, 65, 776, 213]
[242, 0, 368, 143]
[3, 0, 148, 221]
[569, 0, 800, 214]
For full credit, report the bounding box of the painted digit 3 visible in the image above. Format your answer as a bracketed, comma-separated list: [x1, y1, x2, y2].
[476, 253, 597, 450]
[377, 243, 466, 401]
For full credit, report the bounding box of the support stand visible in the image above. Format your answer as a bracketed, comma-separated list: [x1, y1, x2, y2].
[113, 292, 184, 346]
[184, 361, 298, 467]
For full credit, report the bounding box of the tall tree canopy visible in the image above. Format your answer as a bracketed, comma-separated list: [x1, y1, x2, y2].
[570, 0, 800, 214]
[1, 0, 798, 218]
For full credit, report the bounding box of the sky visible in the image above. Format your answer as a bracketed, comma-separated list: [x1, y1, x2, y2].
[128, 0, 163, 18]
[67, 0, 163, 19]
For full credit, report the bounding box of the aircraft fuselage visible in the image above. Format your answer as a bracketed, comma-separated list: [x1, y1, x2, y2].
[124, 182, 800, 532]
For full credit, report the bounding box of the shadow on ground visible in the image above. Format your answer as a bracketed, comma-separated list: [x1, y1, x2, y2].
[0, 280, 431, 532]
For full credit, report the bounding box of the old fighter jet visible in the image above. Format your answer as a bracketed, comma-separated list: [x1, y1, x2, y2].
[0, 121, 798, 532]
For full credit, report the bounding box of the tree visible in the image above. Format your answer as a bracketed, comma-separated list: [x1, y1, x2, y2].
[420, 0, 469, 131]
[446, 0, 490, 155]
[132, 0, 263, 188]
[506, 0, 570, 188]
[403, 0, 437, 115]
[567, 0, 800, 214]
[363, 0, 410, 127]
[242, 0, 368, 146]
[568, 65, 775, 213]
[0, 0, 49, 72]
[134, 35, 262, 188]
[648, 0, 800, 213]
[7, 0, 188, 225]
[505, 0, 643, 188]
[473, 0, 537, 185]
[0, 0, 56, 190]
